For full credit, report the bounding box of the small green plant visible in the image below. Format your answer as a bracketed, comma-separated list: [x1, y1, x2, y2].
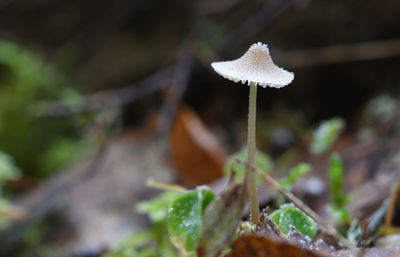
[167, 186, 215, 254]
[310, 118, 345, 155]
[137, 190, 180, 223]
[105, 186, 215, 257]
[0, 41, 88, 178]
[269, 204, 318, 239]
[275, 163, 311, 206]
[327, 153, 352, 228]
[279, 163, 311, 189]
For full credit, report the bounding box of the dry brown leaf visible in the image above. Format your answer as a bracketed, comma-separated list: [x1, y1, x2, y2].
[169, 106, 226, 187]
[197, 181, 247, 257]
[225, 233, 400, 257]
[224, 233, 322, 257]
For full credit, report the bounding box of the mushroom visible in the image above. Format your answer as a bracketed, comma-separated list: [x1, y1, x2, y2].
[211, 42, 294, 224]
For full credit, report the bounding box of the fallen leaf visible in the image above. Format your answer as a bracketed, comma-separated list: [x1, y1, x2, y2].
[197, 181, 247, 257]
[224, 233, 400, 257]
[169, 106, 226, 187]
[224, 233, 322, 257]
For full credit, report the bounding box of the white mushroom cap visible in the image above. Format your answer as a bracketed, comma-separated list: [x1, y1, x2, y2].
[211, 42, 294, 88]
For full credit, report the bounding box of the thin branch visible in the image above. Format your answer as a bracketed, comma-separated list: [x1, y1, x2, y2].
[146, 179, 187, 192]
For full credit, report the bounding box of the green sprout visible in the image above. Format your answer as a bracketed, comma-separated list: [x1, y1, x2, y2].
[276, 163, 311, 206]
[327, 153, 352, 231]
[279, 163, 311, 190]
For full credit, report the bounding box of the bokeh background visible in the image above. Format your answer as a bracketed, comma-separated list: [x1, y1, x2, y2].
[0, 0, 399, 256]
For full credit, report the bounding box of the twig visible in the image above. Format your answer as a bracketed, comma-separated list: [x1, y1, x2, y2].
[257, 208, 289, 241]
[236, 159, 358, 253]
[264, 216, 289, 241]
[384, 174, 400, 230]
[146, 178, 187, 192]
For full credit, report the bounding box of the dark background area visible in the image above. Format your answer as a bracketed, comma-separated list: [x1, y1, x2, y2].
[1, 0, 399, 126]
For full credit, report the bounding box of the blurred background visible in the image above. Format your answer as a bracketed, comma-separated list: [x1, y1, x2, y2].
[0, 0, 399, 256]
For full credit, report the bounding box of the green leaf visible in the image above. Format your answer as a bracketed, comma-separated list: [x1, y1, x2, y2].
[270, 204, 318, 239]
[137, 190, 180, 223]
[329, 153, 351, 208]
[197, 182, 247, 257]
[327, 153, 352, 225]
[279, 163, 311, 189]
[0, 150, 21, 183]
[167, 186, 215, 252]
[310, 118, 345, 155]
[224, 148, 273, 181]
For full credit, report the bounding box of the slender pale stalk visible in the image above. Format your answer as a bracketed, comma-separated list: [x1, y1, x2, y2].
[247, 82, 259, 224]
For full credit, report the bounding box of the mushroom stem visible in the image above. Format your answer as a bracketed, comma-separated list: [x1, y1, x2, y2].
[247, 82, 259, 224]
